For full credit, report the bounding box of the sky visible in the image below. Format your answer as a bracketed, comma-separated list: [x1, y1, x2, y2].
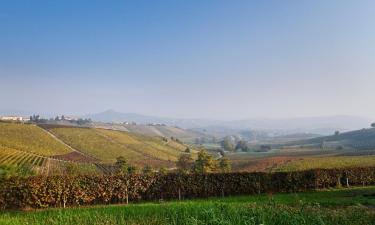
[1, 0, 375, 120]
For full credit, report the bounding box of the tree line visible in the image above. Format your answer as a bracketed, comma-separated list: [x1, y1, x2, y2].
[114, 150, 231, 175]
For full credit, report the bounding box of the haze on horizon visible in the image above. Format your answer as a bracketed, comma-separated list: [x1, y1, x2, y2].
[1, 0, 375, 120]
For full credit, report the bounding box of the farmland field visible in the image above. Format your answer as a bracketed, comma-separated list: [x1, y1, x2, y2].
[275, 155, 375, 171]
[1, 186, 374, 225]
[0, 123, 72, 156]
[41, 125, 194, 166]
[228, 146, 375, 172]
[0, 122, 193, 175]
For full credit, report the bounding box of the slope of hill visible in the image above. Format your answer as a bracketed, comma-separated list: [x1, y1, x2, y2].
[40, 124, 193, 167]
[0, 122, 195, 176]
[85, 110, 371, 134]
[289, 128, 375, 150]
[0, 122, 72, 156]
[93, 122, 209, 143]
[0, 122, 100, 176]
[274, 155, 375, 171]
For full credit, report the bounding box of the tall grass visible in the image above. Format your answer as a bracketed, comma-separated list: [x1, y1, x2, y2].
[1, 202, 374, 225]
[1, 187, 375, 225]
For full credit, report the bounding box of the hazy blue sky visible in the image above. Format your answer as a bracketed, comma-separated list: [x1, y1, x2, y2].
[1, 0, 375, 119]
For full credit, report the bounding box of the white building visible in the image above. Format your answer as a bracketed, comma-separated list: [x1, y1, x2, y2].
[0, 116, 24, 121]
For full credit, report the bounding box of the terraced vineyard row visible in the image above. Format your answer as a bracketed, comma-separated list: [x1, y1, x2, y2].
[0, 122, 195, 175]
[0, 146, 100, 175]
[0, 146, 46, 168]
[40, 125, 194, 167]
[0, 122, 72, 156]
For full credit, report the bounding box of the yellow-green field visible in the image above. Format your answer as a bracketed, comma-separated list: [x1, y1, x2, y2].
[0, 123, 72, 156]
[275, 155, 375, 171]
[45, 126, 192, 164]
[0, 122, 196, 175]
[0, 144, 98, 176]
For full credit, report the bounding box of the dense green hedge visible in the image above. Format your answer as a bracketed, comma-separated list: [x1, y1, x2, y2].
[1, 167, 374, 210]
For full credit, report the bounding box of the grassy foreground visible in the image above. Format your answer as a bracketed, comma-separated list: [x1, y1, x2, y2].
[1, 187, 374, 225]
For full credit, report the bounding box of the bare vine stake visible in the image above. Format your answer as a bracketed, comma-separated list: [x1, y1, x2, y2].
[178, 188, 181, 201]
[126, 186, 129, 205]
[346, 178, 349, 188]
[258, 176, 261, 195]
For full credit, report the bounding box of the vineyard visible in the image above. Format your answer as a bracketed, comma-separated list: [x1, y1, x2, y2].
[0, 123, 72, 156]
[0, 122, 194, 176]
[40, 124, 193, 166]
[274, 155, 375, 172]
[0, 146, 45, 169]
[0, 145, 99, 176]
[1, 167, 374, 210]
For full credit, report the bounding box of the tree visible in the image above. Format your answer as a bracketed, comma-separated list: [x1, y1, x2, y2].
[159, 167, 168, 175]
[259, 145, 271, 152]
[0, 163, 35, 179]
[65, 164, 81, 176]
[218, 157, 231, 173]
[371, 123, 375, 128]
[334, 130, 340, 136]
[221, 137, 235, 151]
[235, 140, 249, 152]
[185, 147, 191, 153]
[115, 156, 128, 174]
[0, 165, 18, 179]
[142, 165, 153, 175]
[193, 150, 217, 173]
[176, 154, 194, 173]
[127, 166, 138, 174]
[30, 114, 40, 122]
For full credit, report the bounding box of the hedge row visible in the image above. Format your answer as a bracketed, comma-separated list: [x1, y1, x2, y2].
[1, 167, 374, 210]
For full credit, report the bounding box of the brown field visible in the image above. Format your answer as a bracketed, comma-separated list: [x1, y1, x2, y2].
[228, 146, 375, 172]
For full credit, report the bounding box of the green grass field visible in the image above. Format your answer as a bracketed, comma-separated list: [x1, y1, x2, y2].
[1, 186, 374, 225]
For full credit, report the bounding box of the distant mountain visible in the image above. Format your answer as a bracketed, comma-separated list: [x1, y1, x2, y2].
[85, 109, 163, 124]
[85, 110, 373, 135]
[220, 115, 372, 135]
[84, 109, 221, 128]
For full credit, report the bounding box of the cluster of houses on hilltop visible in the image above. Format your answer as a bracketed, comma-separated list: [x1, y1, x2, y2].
[0, 116, 30, 122]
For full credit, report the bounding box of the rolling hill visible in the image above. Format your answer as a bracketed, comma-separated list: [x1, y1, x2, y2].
[0, 122, 99, 176]
[85, 110, 371, 135]
[40, 124, 191, 165]
[93, 122, 209, 143]
[0, 122, 72, 156]
[0, 122, 195, 176]
[288, 127, 375, 150]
